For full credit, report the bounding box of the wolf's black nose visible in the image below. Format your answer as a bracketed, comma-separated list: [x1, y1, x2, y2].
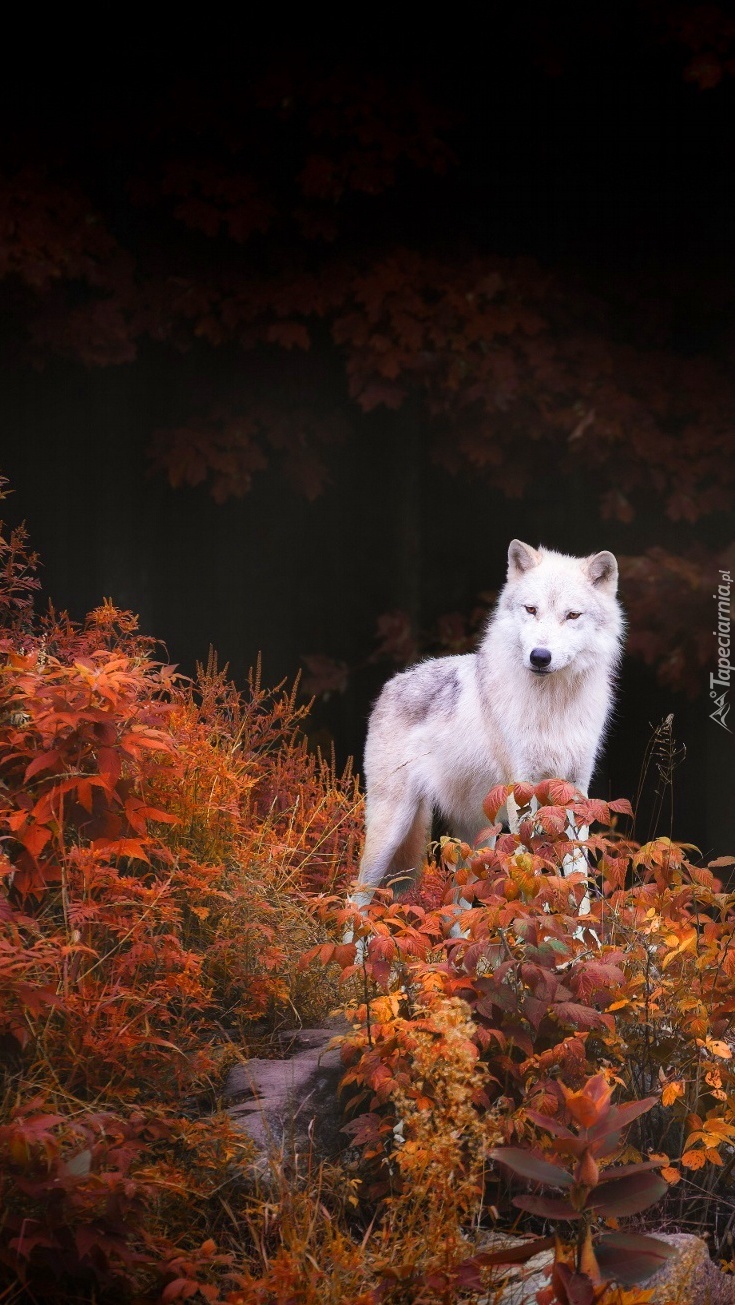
[530, 647, 552, 669]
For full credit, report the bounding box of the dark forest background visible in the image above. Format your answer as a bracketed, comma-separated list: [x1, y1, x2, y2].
[1, 4, 733, 854]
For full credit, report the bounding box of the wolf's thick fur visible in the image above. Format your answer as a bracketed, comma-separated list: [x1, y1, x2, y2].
[354, 540, 624, 908]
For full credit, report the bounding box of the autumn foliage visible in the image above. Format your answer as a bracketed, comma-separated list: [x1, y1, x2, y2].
[298, 779, 735, 1299]
[1, 488, 735, 1303]
[0, 491, 362, 1301]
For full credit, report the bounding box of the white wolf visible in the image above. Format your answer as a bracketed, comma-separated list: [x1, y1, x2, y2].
[352, 540, 624, 912]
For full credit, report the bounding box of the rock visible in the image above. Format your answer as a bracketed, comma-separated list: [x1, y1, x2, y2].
[485, 1241, 554, 1304]
[479, 1231, 735, 1304]
[645, 1234, 735, 1304]
[223, 1018, 351, 1166]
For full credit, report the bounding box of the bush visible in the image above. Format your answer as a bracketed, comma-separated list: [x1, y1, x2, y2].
[0, 486, 362, 1300]
[305, 780, 735, 1281]
[2, 480, 734, 1303]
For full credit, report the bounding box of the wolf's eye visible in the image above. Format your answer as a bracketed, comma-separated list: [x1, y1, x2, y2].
[524, 605, 537, 615]
[566, 611, 581, 620]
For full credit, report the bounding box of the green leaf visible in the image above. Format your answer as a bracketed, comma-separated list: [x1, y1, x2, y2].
[545, 937, 571, 954]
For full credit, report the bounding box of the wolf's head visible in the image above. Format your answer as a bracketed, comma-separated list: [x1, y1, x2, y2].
[494, 540, 624, 677]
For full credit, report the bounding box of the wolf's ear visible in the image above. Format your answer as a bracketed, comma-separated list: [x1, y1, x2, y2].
[507, 539, 541, 579]
[584, 550, 618, 595]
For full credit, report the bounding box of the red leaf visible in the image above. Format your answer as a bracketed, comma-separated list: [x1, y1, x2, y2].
[608, 798, 633, 817]
[162, 1280, 192, 1302]
[299, 945, 322, 969]
[547, 780, 580, 805]
[536, 805, 568, 834]
[369, 959, 391, 985]
[489, 1146, 572, 1187]
[591, 1172, 668, 1217]
[369, 935, 397, 964]
[96, 747, 122, 782]
[587, 798, 611, 824]
[553, 1002, 610, 1031]
[77, 779, 94, 813]
[474, 1235, 555, 1267]
[513, 782, 536, 807]
[589, 1097, 658, 1142]
[13, 984, 62, 1016]
[524, 1110, 574, 1139]
[594, 1233, 676, 1285]
[483, 785, 512, 822]
[453, 1259, 484, 1289]
[551, 1263, 596, 1305]
[20, 823, 52, 859]
[595, 1159, 666, 1179]
[513, 1194, 583, 1219]
[24, 749, 61, 782]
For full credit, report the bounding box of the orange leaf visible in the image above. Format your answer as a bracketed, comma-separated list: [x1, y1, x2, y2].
[334, 942, 356, 966]
[661, 1081, 685, 1107]
[561, 1074, 613, 1127]
[608, 798, 634, 817]
[681, 1150, 706, 1170]
[706, 1039, 732, 1059]
[140, 805, 179, 825]
[91, 837, 151, 864]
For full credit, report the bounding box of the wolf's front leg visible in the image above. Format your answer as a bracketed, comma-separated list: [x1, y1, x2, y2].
[563, 815, 591, 915]
[563, 780, 594, 931]
[345, 791, 430, 951]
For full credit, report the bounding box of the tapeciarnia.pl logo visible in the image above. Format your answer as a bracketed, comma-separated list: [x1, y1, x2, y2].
[711, 568, 732, 732]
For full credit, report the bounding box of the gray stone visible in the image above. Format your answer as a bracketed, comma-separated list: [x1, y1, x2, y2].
[223, 1019, 350, 1164]
[480, 1231, 735, 1304]
[645, 1234, 735, 1305]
